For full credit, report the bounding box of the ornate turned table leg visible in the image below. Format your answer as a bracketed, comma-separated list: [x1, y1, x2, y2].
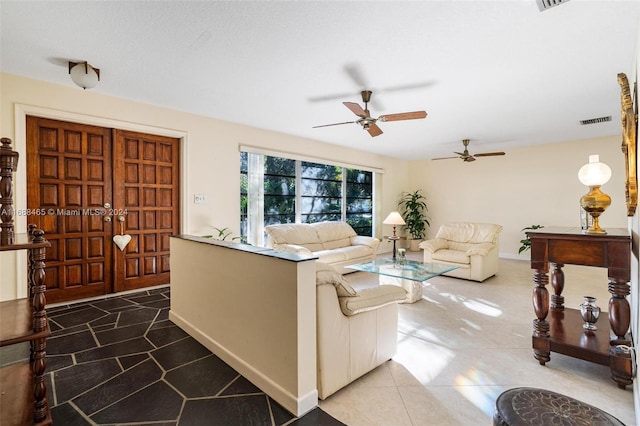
[608, 279, 631, 345]
[532, 268, 550, 365]
[607, 278, 633, 389]
[550, 263, 565, 309]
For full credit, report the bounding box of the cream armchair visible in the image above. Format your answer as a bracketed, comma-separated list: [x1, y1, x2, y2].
[315, 262, 406, 399]
[419, 222, 503, 282]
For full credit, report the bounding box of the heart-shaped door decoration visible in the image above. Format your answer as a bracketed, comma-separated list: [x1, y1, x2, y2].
[113, 234, 132, 251]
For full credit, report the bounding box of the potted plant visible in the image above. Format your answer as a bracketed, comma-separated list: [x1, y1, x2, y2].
[398, 189, 430, 251]
[518, 225, 544, 254]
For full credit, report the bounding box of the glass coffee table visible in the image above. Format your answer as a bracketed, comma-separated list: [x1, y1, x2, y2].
[346, 258, 458, 303]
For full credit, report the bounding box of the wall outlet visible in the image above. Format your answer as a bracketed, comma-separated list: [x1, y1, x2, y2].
[194, 194, 207, 204]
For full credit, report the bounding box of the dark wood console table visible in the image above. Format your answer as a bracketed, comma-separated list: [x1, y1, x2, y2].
[527, 226, 633, 389]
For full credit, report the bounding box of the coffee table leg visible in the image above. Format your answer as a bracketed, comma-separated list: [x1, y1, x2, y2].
[379, 276, 422, 303]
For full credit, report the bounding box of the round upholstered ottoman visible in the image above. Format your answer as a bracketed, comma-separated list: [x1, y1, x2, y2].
[493, 387, 625, 425]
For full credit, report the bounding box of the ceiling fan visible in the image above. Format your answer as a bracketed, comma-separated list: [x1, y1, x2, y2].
[312, 90, 427, 137]
[433, 139, 506, 162]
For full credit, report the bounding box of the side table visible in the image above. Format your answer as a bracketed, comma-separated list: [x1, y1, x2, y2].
[527, 226, 633, 389]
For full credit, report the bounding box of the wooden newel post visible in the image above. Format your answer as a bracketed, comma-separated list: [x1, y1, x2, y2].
[0, 137, 19, 245]
[31, 228, 49, 423]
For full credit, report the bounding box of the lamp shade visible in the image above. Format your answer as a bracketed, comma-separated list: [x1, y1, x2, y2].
[383, 211, 406, 226]
[578, 155, 611, 187]
[69, 61, 100, 89]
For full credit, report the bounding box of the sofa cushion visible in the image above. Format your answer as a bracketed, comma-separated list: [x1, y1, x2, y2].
[313, 221, 357, 248]
[435, 222, 502, 244]
[265, 223, 322, 246]
[314, 249, 348, 264]
[432, 249, 470, 264]
[335, 245, 376, 260]
[448, 241, 474, 253]
[338, 285, 406, 316]
[322, 237, 353, 250]
[316, 262, 357, 297]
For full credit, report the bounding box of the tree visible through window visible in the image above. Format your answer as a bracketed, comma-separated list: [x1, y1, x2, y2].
[240, 152, 373, 245]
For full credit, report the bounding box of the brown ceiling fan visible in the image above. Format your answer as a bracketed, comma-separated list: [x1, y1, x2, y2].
[433, 139, 505, 162]
[312, 90, 427, 137]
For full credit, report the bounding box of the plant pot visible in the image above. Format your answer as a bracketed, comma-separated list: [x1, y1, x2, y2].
[408, 239, 422, 252]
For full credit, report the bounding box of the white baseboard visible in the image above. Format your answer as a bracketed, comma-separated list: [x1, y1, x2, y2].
[499, 252, 530, 261]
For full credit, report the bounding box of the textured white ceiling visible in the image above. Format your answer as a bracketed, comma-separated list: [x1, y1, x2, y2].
[1, 1, 639, 160]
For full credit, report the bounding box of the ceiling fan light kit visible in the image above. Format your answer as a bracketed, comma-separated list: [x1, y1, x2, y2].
[313, 90, 427, 137]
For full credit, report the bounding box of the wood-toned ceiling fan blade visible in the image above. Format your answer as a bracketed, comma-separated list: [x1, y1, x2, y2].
[343, 102, 367, 117]
[378, 111, 427, 122]
[473, 152, 506, 157]
[312, 121, 356, 128]
[367, 123, 383, 137]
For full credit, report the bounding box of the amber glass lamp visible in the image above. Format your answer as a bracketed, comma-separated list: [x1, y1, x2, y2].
[578, 155, 612, 234]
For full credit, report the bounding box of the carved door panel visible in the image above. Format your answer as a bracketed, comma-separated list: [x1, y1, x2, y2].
[112, 130, 180, 292]
[26, 118, 180, 303]
[27, 117, 113, 303]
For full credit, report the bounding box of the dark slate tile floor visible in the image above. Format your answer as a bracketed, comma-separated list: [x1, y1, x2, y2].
[10, 287, 344, 426]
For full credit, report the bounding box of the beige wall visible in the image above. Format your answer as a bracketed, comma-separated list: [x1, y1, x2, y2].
[0, 72, 410, 300]
[409, 136, 628, 257]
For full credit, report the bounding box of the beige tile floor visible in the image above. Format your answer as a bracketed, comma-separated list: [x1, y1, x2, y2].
[319, 254, 636, 425]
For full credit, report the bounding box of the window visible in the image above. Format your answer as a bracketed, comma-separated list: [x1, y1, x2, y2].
[240, 152, 373, 246]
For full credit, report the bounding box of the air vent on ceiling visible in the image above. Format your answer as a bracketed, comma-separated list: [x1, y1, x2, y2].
[536, 0, 570, 12]
[579, 116, 612, 126]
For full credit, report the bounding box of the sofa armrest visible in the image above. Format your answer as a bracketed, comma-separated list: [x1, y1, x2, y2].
[350, 235, 380, 250]
[338, 285, 406, 316]
[419, 238, 448, 253]
[466, 242, 495, 256]
[273, 243, 313, 255]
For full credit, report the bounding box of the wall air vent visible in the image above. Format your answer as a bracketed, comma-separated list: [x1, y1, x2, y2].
[579, 116, 612, 126]
[536, 0, 570, 12]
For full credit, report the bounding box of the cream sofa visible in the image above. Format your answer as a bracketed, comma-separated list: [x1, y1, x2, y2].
[315, 262, 406, 399]
[419, 222, 503, 282]
[265, 221, 380, 274]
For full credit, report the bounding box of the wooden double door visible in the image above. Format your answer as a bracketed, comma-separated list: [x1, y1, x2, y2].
[26, 117, 180, 304]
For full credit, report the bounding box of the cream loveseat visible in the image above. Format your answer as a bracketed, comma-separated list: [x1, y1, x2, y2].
[315, 262, 406, 399]
[419, 222, 503, 282]
[265, 221, 380, 274]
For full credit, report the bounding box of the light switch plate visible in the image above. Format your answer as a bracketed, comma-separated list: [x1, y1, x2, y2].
[194, 194, 206, 204]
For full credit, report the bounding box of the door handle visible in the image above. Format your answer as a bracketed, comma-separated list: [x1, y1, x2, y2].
[104, 216, 112, 222]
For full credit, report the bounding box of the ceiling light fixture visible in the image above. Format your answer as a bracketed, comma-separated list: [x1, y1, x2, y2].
[68, 61, 100, 89]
